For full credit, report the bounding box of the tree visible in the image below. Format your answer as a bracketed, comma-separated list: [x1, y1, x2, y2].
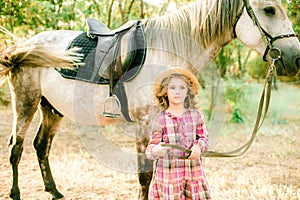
[285, 0, 300, 34]
[0, 0, 299, 105]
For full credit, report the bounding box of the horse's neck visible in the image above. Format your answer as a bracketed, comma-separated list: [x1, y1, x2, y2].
[144, 0, 238, 70]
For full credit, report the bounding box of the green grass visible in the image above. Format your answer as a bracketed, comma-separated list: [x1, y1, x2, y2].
[201, 81, 300, 200]
[199, 80, 300, 126]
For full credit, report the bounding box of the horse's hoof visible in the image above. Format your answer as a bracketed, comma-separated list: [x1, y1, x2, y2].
[50, 189, 64, 200]
[10, 196, 21, 200]
[9, 194, 21, 200]
[9, 188, 21, 200]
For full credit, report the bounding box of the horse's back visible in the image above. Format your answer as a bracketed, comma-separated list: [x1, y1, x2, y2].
[27, 30, 83, 50]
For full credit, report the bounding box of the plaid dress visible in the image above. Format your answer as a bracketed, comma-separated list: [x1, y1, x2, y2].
[146, 109, 211, 200]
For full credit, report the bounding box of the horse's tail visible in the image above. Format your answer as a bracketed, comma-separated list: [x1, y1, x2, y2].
[0, 42, 81, 87]
[0, 25, 81, 87]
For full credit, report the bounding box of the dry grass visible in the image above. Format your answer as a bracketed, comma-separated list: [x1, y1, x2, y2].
[204, 121, 300, 200]
[0, 82, 299, 199]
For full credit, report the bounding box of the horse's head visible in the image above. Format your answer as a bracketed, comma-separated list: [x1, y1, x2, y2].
[234, 0, 300, 76]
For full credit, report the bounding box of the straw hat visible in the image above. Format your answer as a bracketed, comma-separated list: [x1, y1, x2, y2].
[153, 67, 200, 95]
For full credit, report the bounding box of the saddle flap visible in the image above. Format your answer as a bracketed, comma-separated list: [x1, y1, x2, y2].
[96, 36, 123, 79]
[95, 22, 141, 80]
[120, 26, 138, 72]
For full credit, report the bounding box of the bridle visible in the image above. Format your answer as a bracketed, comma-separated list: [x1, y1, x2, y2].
[162, 0, 298, 158]
[233, 0, 298, 62]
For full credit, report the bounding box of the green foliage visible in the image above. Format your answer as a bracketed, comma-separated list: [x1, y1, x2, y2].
[286, 0, 300, 34]
[214, 45, 233, 78]
[246, 53, 269, 79]
[0, 0, 299, 105]
[226, 84, 245, 105]
[214, 40, 254, 79]
[0, 0, 31, 31]
[225, 80, 247, 123]
[231, 108, 245, 123]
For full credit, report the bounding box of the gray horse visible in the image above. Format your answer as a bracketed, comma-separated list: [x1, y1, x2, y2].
[0, 0, 299, 199]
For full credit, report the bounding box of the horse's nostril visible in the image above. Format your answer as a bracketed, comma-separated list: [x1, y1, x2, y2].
[296, 57, 300, 69]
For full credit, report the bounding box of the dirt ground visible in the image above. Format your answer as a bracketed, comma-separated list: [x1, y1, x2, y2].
[0, 104, 299, 200]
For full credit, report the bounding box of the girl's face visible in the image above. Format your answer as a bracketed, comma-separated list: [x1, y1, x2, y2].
[167, 77, 188, 107]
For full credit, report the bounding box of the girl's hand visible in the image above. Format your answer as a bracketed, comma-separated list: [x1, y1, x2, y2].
[151, 142, 171, 158]
[188, 144, 201, 160]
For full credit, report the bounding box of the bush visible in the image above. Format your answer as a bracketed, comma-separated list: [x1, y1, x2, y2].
[225, 80, 246, 123]
[247, 56, 269, 80]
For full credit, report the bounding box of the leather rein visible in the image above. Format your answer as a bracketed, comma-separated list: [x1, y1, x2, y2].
[163, 59, 277, 158]
[163, 60, 276, 158]
[162, 0, 297, 158]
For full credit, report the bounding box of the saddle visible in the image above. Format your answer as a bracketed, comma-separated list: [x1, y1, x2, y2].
[86, 18, 146, 84]
[57, 18, 146, 120]
[87, 18, 147, 119]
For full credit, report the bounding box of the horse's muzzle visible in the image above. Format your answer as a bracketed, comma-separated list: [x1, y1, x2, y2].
[285, 56, 300, 76]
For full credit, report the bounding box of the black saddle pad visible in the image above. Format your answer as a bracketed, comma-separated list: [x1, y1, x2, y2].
[56, 32, 108, 84]
[56, 22, 146, 85]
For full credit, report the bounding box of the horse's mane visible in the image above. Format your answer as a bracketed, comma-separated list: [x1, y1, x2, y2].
[145, 0, 243, 63]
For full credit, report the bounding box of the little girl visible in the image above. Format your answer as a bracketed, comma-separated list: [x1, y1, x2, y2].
[146, 67, 211, 200]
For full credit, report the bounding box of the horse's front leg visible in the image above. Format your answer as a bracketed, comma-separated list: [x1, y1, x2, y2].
[33, 97, 64, 199]
[136, 121, 153, 200]
[8, 87, 41, 200]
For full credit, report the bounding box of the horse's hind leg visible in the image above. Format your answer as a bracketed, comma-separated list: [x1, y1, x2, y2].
[136, 121, 154, 200]
[8, 87, 41, 200]
[33, 97, 64, 199]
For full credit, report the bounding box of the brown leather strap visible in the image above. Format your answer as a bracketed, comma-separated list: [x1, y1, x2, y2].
[162, 64, 275, 158]
[161, 143, 192, 159]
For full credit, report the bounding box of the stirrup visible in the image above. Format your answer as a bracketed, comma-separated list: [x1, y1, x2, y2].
[102, 95, 121, 118]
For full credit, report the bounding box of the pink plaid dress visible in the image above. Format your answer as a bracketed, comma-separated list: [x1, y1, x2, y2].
[146, 109, 211, 200]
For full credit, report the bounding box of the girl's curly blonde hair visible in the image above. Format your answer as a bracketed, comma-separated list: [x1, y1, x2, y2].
[154, 73, 198, 110]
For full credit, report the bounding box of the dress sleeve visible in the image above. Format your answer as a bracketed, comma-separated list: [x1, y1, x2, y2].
[193, 110, 209, 152]
[145, 114, 164, 160]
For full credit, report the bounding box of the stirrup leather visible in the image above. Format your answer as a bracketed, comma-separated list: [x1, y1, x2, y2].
[102, 95, 121, 118]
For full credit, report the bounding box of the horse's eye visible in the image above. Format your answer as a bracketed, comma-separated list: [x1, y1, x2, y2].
[263, 6, 275, 16]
